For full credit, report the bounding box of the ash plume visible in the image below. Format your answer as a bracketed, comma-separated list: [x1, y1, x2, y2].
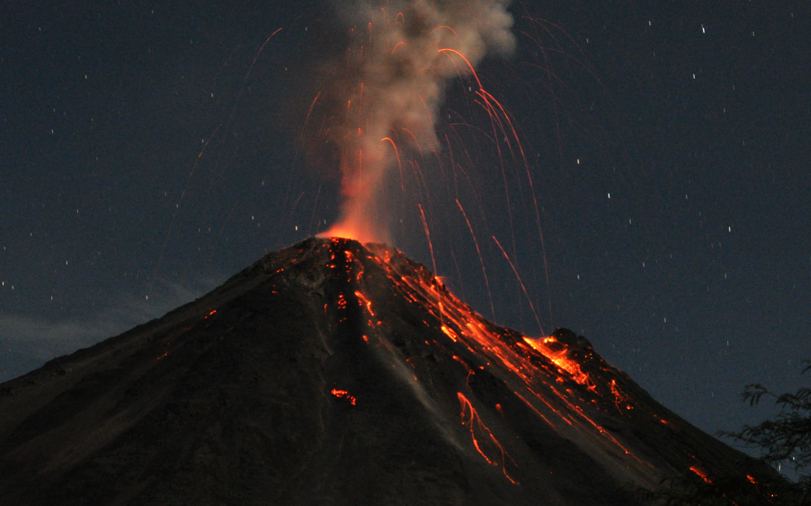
[321, 0, 515, 243]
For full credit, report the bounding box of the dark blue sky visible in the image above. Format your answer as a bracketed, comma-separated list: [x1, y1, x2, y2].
[1, 0, 808, 456]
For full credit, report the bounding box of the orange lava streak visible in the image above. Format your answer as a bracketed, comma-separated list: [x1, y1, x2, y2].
[451, 354, 476, 384]
[368, 246, 649, 468]
[441, 324, 459, 342]
[434, 25, 458, 37]
[479, 88, 526, 163]
[689, 465, 713, 485]
[439, 48, 521, 160]
[417, 203, 441, 318]
[609, 378, 633, 412]
[245, 27, 284, 81]
[390, 40, 407, 54]
[438, 47, 484, 90]
[522, 336, 591, 387]
[456, 392, 518, 485]
[381, 136, 404, 190]
[491, 235, 544, 333]
[398, 126, 420, 147]
[512, 390, 556, 428]
[440, 47, 553, 326]
[330, 388, 358, 407]
[303, 91, 322, 126]
[354, 289, 376, 317]
[455, 198, 496, 319]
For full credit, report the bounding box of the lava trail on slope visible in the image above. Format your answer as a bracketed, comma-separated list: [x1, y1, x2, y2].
[0, 238, 778, 505]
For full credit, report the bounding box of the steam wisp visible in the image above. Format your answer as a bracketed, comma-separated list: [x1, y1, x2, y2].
[321, 0, 516, 243]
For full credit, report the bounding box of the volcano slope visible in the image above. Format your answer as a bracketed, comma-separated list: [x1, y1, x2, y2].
[0, 238, 779, 505]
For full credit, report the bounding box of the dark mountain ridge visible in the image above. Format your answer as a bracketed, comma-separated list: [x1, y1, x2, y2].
[0, 237, 778, 504]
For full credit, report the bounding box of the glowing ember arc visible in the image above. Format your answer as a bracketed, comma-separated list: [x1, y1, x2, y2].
[330, 388, 358, 407]
[363, 243, 649, 467]
[318, 0, 517, 243]
[456, 392, 518, 485]
[689, 465, 713, 485]
[354, 289, 376, 317]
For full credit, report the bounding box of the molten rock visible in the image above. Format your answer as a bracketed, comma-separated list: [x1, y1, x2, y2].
[0, 238, 777, 505]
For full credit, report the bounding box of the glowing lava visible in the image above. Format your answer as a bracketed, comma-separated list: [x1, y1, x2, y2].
[352, 240, 651, 474]
[330, 388, 358, 407]
[318, 0, 516, 243]
[311, 238, 758, 493]
[457, 392, 518, 485]
[522, 335, 592, 388]
[689, 465, 713, 485]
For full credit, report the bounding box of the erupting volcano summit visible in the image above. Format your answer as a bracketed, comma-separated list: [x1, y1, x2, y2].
[0, 238, 778, 504]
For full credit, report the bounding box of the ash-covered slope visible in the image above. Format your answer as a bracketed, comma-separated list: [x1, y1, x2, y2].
[0, 238, 775, 505]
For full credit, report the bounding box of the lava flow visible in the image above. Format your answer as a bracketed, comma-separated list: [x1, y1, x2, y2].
[303, 236, 776, 496]
[457, 391, 518, 485]
[330, 388, 358, 407]
[0, 236, 782, 505]
[363, 242, 646, 467]
[316, 237, 662, 487]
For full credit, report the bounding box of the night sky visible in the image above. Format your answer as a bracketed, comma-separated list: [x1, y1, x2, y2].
[1, 0, 808, 458]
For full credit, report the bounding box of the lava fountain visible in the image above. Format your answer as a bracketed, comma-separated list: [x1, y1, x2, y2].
[319, 0, 516, 244]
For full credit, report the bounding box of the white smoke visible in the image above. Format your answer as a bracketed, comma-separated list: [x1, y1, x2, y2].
[322, 0, 515, 243]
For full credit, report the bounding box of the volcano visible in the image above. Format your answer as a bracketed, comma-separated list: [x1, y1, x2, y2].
[0, 238, 778, 504]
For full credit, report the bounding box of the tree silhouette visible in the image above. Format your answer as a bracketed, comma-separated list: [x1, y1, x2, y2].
[643, 360, 809, 505]
[720, 359, 810, 504]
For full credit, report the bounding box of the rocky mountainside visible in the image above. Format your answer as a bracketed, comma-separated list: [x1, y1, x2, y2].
[0, 238, 778, 505]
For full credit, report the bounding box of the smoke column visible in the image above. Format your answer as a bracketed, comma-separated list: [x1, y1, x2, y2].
[321, 0, 515, 244]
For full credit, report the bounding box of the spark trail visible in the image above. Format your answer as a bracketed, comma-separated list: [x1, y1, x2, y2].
[320, 0, 516, 243]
